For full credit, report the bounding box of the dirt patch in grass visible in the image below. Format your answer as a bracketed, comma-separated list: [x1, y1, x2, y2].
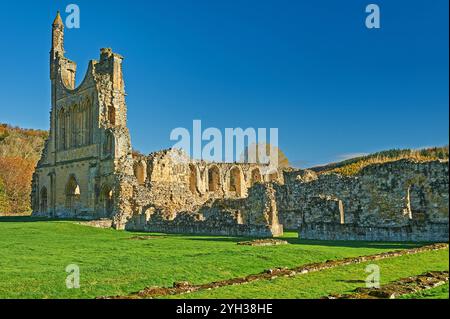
[237, 239, 288, 246]
[98, 243, 448, 299]
[127, 235, 167, 240]
[75, 219, 112, 228]
[326, 271, 449, 299]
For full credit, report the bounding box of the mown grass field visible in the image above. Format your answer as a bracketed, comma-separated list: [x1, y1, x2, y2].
[401, 283, 449, 299]
[166, 248, 448, 299]
[0, 217, 447, 299]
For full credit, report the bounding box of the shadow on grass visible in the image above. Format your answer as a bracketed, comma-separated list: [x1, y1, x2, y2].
[0, 216, 433, 250]
[284, 238, 426, 249]
[0, 216, 98, 223]
[336, 279, 366, 283]
[184, 235, 427, 250]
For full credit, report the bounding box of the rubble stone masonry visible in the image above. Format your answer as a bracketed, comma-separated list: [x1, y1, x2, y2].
[278, 159, 449, 241]
[32, 14, 449, 241]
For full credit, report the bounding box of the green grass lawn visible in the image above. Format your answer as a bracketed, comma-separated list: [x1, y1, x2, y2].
[400, 283, 449, 299]
[166, 248, 448, 299]
[0, 217, 444, 299]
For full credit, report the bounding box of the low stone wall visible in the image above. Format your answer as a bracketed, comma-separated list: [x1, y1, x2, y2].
[138, 221, 282, 238]
[299, 222, 449, 242]
[126, 209, 283, 237]
[76, 218, 113, 228]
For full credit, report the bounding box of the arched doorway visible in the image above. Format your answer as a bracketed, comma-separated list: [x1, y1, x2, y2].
[134, 161, 147, 185]
[65, 175, 80, 213]
[100, 185, 114, 217]
[40, 187, 48, 213]
[208, 165, 220, 192]
[229, 166, 242, 197]
[250, 168, 262, 186]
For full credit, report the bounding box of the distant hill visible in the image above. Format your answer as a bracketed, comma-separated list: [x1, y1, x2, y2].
[0, 124, 48, 160]
[311, 146, 449, 176]
[0, 123, 48, 214]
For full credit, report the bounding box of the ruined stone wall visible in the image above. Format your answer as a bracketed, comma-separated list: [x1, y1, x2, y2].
[33, 14, 449, 242]
[276, 159, 449, 241]
[31, 14, 288, 237]
[127, 148, 284, 215]
[299, 222, 449, 242]
[125, 183, 283, 237]
[32, 16, 133, 221]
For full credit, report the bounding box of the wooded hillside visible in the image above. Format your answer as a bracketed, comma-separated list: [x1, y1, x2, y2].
[312, 146, 449, 176]
[0, 123, 47, 214]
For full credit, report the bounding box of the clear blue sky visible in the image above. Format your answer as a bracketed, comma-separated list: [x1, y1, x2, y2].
[0, 0, 448, 167]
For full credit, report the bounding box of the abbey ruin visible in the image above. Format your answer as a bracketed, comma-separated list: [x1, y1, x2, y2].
[31, 13, 449, 241]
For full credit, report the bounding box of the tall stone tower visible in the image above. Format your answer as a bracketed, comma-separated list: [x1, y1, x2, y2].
[31, 12, 133, 221]
[50, 11, 64, 76]
[31, 11, 284, 235]
[50, 11, 76, 88]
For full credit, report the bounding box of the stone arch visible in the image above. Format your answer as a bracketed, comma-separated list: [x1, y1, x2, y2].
[40, 186, 48, 213]
[84, 99, 92, 144]
[76, 103, 83, 146]
[108, 105, 116, 126]
[79, 102, 86, 146]
[64, 109, 71, 149]
[104, 131, 114, 155]
[189, 164, 200, 195]
[72, 104, 79, 147]
[65, 174, 80, 211]
[70, 104, 78, 147]
[250, 168, 262, 186]
[99, 185, 114, 217]
[229, 166, 243, 197]
[134, 160, 147, 185]
[267, 171, 279, 182]
[208, 165, 221, 192]
[58, 108, 66, 150]
[406, 178, 430, 221]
